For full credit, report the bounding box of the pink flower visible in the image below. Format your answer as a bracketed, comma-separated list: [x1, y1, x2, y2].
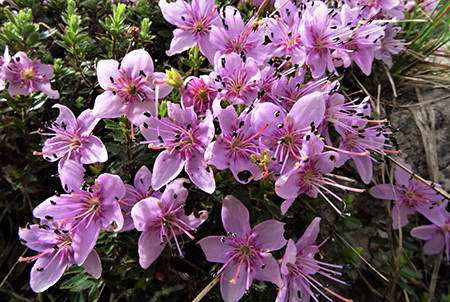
[131, 178, 208, 268]
[34, 104, 108, 191]
[198, 195, 286, 302]
[5, 52, 59, 99]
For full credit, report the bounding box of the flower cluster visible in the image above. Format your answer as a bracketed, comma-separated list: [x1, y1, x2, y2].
[16, 0, 428, 300]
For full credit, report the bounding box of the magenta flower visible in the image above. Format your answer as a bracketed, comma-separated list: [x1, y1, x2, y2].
[210, 7, 269, 65]
[4, 51, 59, 99]
[93, 49, 172, 126]
[300, 2, 349, 78]
[206, 105, 266, 184]
[159, 0, 220, 64]
[140, 102, 215, 193]
[131, 178, 208, 269]
[276, 218, 352, 302]
[181, 75, 217, 114]
[275, 133, 364, 216]
[32, 173, 125, 265]
[370, 159, 445, 229]
[198, 195, 286, 302]
[211, 52, 261, 106]
[34, 104, 108, 191]
[18, 221, 101, 292]
[251, 91, 326, 176]
[120, 165, 162, 232]
[411, 200, 450, 260]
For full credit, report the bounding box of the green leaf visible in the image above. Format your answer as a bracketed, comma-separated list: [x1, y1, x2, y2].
[342, 217, 362, 229]
[60, 273, 90, 289]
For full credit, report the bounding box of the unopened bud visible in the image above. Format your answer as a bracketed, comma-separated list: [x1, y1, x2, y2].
[165, 67, 183, 89]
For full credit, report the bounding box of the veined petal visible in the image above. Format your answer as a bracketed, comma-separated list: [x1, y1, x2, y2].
[220, 259, 249, 302]
[296, 217, 321, 251]
[77, 109, 100, 135]
[134, 165, 153, 193]
[251, 253, 283, 287]
[222, 195, 251, 238]
[251, 220, 286, 251]
[152, 150, 185, 190]
[198, 236, 234, 263]
[185, 148, 215, 194]
[138, 229, 166, 269]
[30, 252, 68, 292]
[96, 59, 121, 90]
[79, 136, 108, 164]
[72, 218, 101, 265]
[53, 104, 77, 133]
[166, 29, 197, 57]
[369, 184, 397, 200]
[121, 49, 154, 79]
[82, 249, 102, 279]
[92, 91, 127, 119]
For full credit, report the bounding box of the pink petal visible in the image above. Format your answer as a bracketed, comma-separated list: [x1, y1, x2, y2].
[53, 104, 77, 133]
[220, 260, 249, 302]
[79, 136, 108, 164]
[423, 232, 446, 255]
[58, 158, 85, 192]
[251, 253, 283, 287]
[353, 155, 373, 184]
[197, 236, 234, 263]
[92, 90, 127, 119]
[134, 165, 153, 193]
[411, 225, 439, 241]
[391, 202, 414, 229]
[126, 97, 157, 126]
[96, 59, 121, 90]
[138, 229, 166, 269]
[35, 82, 59, 99]
[296, 217, 321, 251]
[30, 252, 68, 292]
[251, 220, 286, 251]
[82, 250, 102, 279]
[121, 49, 154, 79]
[222, 195, 251, 238]
[185, 148, 215, 194]
[72, 218, 101, 265]
[96, 173, 126, 203]
[131, 197, 162, 231]
[77, 109, 100, 135]
[369, 184, 396, 200]
[151, 150, 185, 190]
[394, 158, 412, 186]
[166, 29, 197, 57]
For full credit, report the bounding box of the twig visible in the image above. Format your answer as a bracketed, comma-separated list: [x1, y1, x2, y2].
[192, 274, 221, 302]
[0, 247, 28, 289]
[335, 233, 389, 283]
[382, 63, 397, 99]
[354, 267, 384, 298]
[428, 252, 443, 302]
